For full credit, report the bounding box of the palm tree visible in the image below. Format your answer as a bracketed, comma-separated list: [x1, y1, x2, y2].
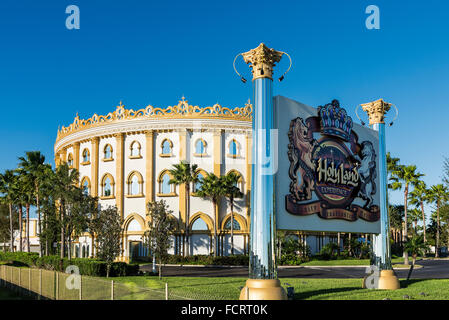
[386, 152, 400, 189]
[18, 151, 48, 256]
[197, 173, 224, 257]
[427, 184, 449, 258]
[390, 164, 424, 265]
[0, 170, 17, 252]
[408, 208, 421, 236]
[222, 172, 243, 255]
[409, 181, 429, 242]
[404, 235, 427, 265]
[168, 161, 198, 257]
[53, 162, 79, 258]
[389, 205, 404, 244]
[16, 169, 34, 252]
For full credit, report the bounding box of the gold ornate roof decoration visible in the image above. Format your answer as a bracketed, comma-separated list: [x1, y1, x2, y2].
[56, 97, 253, 141]
[242, 43, 284, 81]
[360, 99, 392, 125]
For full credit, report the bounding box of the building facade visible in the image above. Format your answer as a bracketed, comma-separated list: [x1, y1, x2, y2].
[54, 98, 253, 261]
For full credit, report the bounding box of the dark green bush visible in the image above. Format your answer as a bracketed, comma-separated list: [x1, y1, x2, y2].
[162, 254, 249, 266]
[0, 252, 138, 277]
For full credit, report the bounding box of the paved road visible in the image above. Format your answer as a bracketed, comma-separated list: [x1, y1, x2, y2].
[140, 259, 449, 279]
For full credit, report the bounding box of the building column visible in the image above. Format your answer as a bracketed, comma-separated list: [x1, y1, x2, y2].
[115, 133, 125, 220]
[178, 129, 188, 255]
[245, 132, 252, 241]
[91, 137, 100, 197]
[73, 142, 80, 186]
[213, 129, 223, 255]
[145, 130, 155, 227]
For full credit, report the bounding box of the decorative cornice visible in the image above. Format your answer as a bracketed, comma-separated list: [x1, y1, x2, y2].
[360, 99, 392, 125]
[242, 43, 283, 81]
[56, 98, 252, 143]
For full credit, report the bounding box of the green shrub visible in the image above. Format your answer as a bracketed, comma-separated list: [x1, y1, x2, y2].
[162, 254, 249, 266]
[0, 252, 138, 277]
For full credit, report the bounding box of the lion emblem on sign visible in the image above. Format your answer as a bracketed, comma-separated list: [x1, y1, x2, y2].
[287, 117, 317, 201]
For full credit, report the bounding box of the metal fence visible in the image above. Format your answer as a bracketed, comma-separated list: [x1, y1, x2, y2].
[0, 265, 172, 300]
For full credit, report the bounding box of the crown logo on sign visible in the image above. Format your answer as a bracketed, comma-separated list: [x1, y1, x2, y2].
[317, 100, 353, 142]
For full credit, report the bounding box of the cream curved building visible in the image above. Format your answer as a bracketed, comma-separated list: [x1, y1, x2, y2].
[54, 97, 253, 261]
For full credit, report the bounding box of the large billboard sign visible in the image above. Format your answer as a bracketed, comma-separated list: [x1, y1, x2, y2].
[274, 96, 381, 234]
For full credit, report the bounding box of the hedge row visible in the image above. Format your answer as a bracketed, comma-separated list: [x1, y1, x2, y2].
[0, 252, 139, 277]
[163, 254, 250, 266]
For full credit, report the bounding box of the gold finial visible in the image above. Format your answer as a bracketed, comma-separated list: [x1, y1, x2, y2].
[360, 99, 392, 125]
[242, 43, 284, 81]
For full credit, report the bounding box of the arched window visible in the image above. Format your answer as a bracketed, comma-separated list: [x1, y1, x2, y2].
[161, 139, 173, 156]
[127, 171, 143, 196]
[82, 149, 90, 163]
[104, 144, 113, 160]
[130, 141, 141, 157]
[191, 218, 208, 231]
[81, 177, 91, 195]
[157, 170, 175, 196]
[228, 139, 239, 157]
[224, 218, 241, 231]
[194, 139, 207, 156]
[162, 173, 171, 194]
[67, 153, 73, 167]
[101, 174, 115, 197]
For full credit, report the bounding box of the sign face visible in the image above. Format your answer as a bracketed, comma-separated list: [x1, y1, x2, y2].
[274, 96, 381, 234]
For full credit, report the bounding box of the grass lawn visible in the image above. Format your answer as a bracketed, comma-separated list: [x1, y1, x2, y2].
[112, 275, 449, 300]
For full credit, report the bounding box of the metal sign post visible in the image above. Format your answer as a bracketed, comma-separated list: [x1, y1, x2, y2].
[360, 99, 400, 290]
[235, 43, 289, 300]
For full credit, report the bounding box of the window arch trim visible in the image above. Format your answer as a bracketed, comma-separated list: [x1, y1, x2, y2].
[126, 171, 144, 197]
[160, 139, 174, 157]
[100, 173, 115, 199]
[103, 144, 114, 161]
[129, 141, 142, 159]
[157, 169, 177, 197]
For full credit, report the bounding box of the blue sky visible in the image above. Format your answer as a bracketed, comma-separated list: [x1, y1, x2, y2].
[0, 0, 448, 218]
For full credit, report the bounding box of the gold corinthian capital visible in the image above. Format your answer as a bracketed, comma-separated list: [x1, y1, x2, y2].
[360, 99, 392, 125]
[242, 43, 284, 81]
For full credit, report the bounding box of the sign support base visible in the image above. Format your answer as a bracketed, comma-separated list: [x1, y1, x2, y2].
[377, 270, 400, 290]
[239, 279, 287, 300]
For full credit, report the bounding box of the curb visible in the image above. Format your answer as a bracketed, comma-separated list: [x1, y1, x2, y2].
[140, 264, 247, 268]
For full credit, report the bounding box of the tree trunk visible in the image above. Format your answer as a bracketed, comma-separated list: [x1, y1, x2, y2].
[26, 203, 30, 252]
[60, 203, 65, 259]
[230, 197, 234, 256]
[184, 186, 190, 257]
[18, 206, 22, 252]
[213, 199, 217, 257]
[436, 202, 440, 258]
[9, 203, 14, 252]
[420, 201, 426, 243]
[158, 257, 162, 280]
[36, 185, 42, 257]
[403, 187, 409, 265]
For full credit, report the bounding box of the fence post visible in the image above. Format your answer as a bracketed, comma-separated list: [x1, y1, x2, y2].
[79, 276, 82, 300]
[18, 268, 21, 294]
[111, 280, 114, 300]
[39, 269, 42, 300]
[29, 268, 31, 296]
[55, 271, 59, 300]
[165, 282, 168, 300]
